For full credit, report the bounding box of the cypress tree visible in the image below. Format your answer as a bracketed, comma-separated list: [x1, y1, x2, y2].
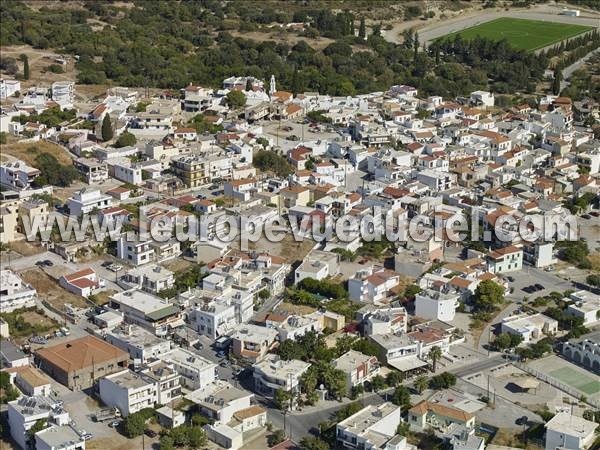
[552, 68, 562, 95]
[22, 55, 29, 80]
[101, 114, 113, 142]
[358, 17, 366, 39]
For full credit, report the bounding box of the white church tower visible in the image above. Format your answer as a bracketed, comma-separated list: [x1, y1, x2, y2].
[269, 75, 276, 96]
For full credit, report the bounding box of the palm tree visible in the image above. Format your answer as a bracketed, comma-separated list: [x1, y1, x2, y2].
[429, 346, 442, 372]
[414, 375, 428, 395]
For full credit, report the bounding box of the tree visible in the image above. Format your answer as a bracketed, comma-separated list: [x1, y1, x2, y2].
[0, 132, 7, 145]
[414, 375, 428, 394]
[473, 280, 504, 312]
[428, 346, 442, 372]
[299, 436, 330, 450]
[187, 426, 207, 449]
[587, 274, 600, 287]
[274, 388, 292, 411]
[390, 385, 411, 409]
[159, 436, 175, 450]
[552, 68, 562, 95]
[386, 370, 403, 387]
[27, 419, 46, 447]
[114, 131, 136, 148]
[122, 413, 146, 438]
[358, 17, 366, 39]
[370, 375, 386, 392]
[429, 372, 456, 390]
[226, 90, 246, 108]
[101, 114, 113, 142]
[268, 429, 286, 447]
[245, 79, 253, 91]
[21, 54, 29, 80]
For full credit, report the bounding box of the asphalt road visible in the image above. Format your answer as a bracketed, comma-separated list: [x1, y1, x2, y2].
[451, 355, 507, 378]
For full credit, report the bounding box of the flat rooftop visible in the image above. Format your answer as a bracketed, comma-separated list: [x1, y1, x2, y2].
[333, 350, 374, 373]
[545, 412, 596, 438]
[35, 425, 82, 447]
[338, 402, 399, 434]
[253, 354, 310, 380]
[106, 369, 150, 389]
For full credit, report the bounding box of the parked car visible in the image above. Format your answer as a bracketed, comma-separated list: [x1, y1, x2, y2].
[43, 260, 54, 266]
[101, 261, 113, 268]
[108, 421, 120, 428]
[507, 276, 515, 282]
[144, 429, 158, 438]
[582, 214, 592, 220]
[534, 283, 544, 291]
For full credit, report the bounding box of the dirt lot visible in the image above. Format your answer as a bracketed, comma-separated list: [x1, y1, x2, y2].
[1, 140, 73, 166]
[162, 258, 194, 273]
[8, 240, 46, 256]
[19, 267, 88, 309]
[0, 45, 78, 89]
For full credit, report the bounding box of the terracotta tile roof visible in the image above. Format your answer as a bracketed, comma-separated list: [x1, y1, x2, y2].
[64, 268, 95, 282]
[35, 336, 128, 373]
[409, 400, 474, 422]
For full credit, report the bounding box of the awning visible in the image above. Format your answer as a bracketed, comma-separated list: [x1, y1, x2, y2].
[388, 356, 429, 372]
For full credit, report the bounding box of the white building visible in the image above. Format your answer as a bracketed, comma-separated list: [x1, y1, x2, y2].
[119, 265, 175, 295]
[0, 160, 41, 190]
[252, 355, 310, 401]
[567, 290, 600, 326]
[8, 396, 71, 450]
[35, 425, 85, 450]
[415, 290, 459, 322]
[99, 362, 180, 417]
[109, 159, 143, 185]
[159, 347, 217, 390]
[51, 81, 74, 106]
[67, 188, 113, 216]
[109, 289, 184, 336]
[117, 237, 154, 266]
[105, 324, 171, 363]
[348, 267, 401, 304]
[190, 301, 237, 340]
[295, 249, 340, 283]
[332, 350, 380, 394]
[562, 335, 600, 372]
[277, 314, 322, 341]
[187, 380, 253, 424]
[99, 369, 158, 416]
[486, 245, 523, 274]
[0, 270, 37, 312]
[500, 313, 558, 343]
[59, 268, 103, 298]
[544, 412, 596, 450]
[361, 305, 408, 336]
[470, 91, 494, 108]
[0, 79, 21, 99]
[336, 402, 402, 450]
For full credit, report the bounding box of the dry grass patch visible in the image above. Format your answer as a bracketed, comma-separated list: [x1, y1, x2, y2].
[19, 267, 88, 309]
[8, 240, 46, 256]
[2, 140, 73, 166]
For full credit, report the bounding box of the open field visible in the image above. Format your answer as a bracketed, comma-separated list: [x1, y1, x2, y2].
[19, 267, 89, 309]
[437, 17, 593, 51]
[550, 367, 600, 396]
[1, 140, 73, 166]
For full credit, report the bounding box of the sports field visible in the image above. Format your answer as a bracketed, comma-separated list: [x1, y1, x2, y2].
[438, 17, 593, 51]
[550, 367, 600, 396]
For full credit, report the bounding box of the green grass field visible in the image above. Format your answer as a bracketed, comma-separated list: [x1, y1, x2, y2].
[550, 367, 600, 396]
[438, 17, 593, 51]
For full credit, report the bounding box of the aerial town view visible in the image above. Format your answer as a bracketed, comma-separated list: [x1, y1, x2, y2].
[0, 1, 599, 450]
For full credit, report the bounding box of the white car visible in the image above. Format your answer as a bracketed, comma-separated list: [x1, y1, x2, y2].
[107, 264, 123, 272]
